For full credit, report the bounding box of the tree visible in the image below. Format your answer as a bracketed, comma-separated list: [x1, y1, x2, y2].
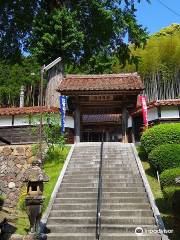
[117, 24, 180, 100]
[0, 0, 149, 67]
[29, 0, 148, 69]
[0, 0, 39, 63]
[32, 112, 65, 150]
[0, 57, 40, 107]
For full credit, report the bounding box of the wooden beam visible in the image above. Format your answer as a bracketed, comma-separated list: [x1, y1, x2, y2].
[60, 90, 141, 96]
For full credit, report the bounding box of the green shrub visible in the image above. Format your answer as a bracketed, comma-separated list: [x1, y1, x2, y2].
[0, 195, 4, 208]
[149, 144, 180, 172]
[17, 187, 27, 211]
[45, 145, 70, 163]
[141, 123, 180, 153]
[160, 168, 180, 188]
[137, 145, 148, 161]
[163, 186, 180, 216]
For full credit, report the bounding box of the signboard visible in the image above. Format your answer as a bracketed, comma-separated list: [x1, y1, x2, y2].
[139, 95, 148, 127]
[59, 95, 67, 133]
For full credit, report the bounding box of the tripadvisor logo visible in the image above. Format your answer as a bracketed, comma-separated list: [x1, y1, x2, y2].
[135, 227, 173, 235]
[135, 227, 144, 235]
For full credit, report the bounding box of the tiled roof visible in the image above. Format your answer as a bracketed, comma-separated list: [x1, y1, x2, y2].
[132, 99, 180, 116]
[82, 114, 121, 123]
[0, 106, 59, 116]
[154, 99, 180, 106]
[58, 73, 144, 93]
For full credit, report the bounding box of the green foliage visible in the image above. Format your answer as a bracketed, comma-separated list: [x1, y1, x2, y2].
[31, 144, 39, 156]
[32, 112, 65, 149]
[0, 195, 5, 208]
[141, 123, 180, 154]
[17, 187, 27, 211]
[120, 24, 180, 100]
[0, 57, 40, 106]
[154, 23, 180, 37]
[43, 146, 70, 211]
[45, 145, 69, 164]
[43, 114, 65, 149]
[148, 144, 180, 172]
[29, 1, 148, 67]
[0, 1, 39, 63]
[0, 0, 148, 67]
[137, 144, 148, 161]
[162, 186, 180, 215]
[30, 7, 84, 65]
[160, 168, 180, 189]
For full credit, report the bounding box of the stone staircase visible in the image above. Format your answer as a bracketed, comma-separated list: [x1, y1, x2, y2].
[46, 142, 163, 239]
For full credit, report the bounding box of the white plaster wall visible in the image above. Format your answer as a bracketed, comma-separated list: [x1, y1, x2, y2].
[148, 107, 158, 121]
[0, 116, 12, 126]
[128, 116, 132, 128]
[161, 106, 179, 119]
[14, 115, 29, 126]
[65, 116, 74, 129]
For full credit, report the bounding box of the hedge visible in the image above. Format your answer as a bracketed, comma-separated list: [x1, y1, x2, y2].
[160, 168, 180, 188]
[141, 123, 180, 153]
[148, 144, 180, 172]
[137, 145, 148, 161]
[162, 186, 180, 216]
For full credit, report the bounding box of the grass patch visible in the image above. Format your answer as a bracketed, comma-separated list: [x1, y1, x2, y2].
[141, 161, 180, 240]
[43, 146, 70, 210]
[14, 145, 70, 235]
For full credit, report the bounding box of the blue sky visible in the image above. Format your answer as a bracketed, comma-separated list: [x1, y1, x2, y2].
[136, 0, 180, 34]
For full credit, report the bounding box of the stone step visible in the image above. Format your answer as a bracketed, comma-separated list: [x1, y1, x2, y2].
[47, 232, 161, 240]
[101, 233, 161, 240]
[67, 165, 136, 172]
[47, 232, 95, 240]
[59, 187, 145, 193]
[62, 174, 142, 180]
[62, 178, 143, 183]
[66, 167, 137, 172]
[49, 209, 153, 218]
[52, 203, 97, 211]
[60, 182, 144, 188]
[47, 216, 155, 225]
[46, 224, 95, 233]
[54, 197, 148, 204]
[49, 210, 96, 218]
[46, 224, 157, 233]
[51, 203, 151, 211]
[56, 192, 147, 198]
[64, 173, 139, 178]
[68, 164, 136, 168]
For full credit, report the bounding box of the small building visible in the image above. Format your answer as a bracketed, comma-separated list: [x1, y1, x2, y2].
[58, 73, 144, 143]
[0, 106, 74, 144]
[132, 99, 180, 141]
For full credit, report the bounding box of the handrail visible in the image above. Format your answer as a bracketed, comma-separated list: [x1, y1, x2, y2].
[96, 141, 104, 240]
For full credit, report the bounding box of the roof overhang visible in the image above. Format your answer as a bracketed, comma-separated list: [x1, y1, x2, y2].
[58, 73, 144, 96]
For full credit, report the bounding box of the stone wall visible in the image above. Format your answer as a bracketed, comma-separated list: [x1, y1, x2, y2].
[0, 145, 35, 208]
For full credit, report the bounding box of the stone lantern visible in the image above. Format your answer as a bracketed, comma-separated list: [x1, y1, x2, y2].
[23, 160, 49, 235]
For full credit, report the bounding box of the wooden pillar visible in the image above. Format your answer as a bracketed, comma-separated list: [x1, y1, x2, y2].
[74, 105, 81, 143]
[131, 118, 136, 143]
[122, 106, 128, 143]
[106, 132, 109, 142]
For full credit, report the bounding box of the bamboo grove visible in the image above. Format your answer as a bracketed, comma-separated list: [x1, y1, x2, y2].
[117, 24, 180, 101]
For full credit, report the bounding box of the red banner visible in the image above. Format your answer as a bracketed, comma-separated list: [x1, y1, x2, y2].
[139, 95, 148, 127]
